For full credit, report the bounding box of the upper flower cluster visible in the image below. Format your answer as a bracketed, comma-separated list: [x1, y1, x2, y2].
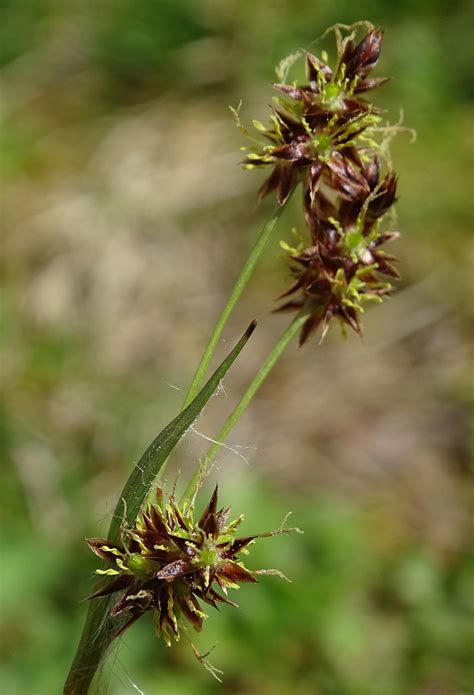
[87, 486, 295, 648]
[239, 24, 401, 342]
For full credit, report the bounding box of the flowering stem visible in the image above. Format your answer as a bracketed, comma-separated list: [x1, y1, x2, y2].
[182, 309, 311, 501]
[182, 204, 283, 409]
[63, 323, 257, 695]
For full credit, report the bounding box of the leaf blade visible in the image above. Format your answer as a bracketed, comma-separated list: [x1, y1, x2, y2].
[108, 319, 256, 541]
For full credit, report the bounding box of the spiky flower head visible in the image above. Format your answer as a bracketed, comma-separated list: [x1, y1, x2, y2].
[276, 157, 400, 343]
[237, 23, 389, 205]
[235, 21, 407, 343]
[86, 486, 298, 648]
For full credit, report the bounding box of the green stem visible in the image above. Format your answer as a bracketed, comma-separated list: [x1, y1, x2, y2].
[182, 205, 283, 409]
[182, 310, 310, 501]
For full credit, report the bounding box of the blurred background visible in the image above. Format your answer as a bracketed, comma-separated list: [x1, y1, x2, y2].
[1, 1, 473, 693]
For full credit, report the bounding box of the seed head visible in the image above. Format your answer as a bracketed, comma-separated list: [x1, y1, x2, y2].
[86, 486, 298, 646]
[238, 25, 389, 205]
[236, 22, 406, 342]
[276, 157, 400, 343]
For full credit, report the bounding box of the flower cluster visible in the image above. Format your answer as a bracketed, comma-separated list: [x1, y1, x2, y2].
[239, 23, 401, 342]
[87, 486, 295, 647]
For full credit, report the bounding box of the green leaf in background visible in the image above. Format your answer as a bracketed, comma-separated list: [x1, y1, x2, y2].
[63, 320, 257, 695]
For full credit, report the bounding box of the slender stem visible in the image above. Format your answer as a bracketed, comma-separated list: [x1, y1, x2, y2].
[182, 310, 310, 501]
[182, 205, 283, 409]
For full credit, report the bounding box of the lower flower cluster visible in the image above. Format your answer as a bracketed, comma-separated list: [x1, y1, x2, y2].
[87, 486, 294, 647]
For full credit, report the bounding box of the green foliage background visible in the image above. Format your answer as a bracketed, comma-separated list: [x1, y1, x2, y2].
[1, 1, 473, 693]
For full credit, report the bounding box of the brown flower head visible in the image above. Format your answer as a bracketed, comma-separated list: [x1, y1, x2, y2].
[277, 157, 399, 343]
[87, 486, 298, 646]
[276, 27, 388, 110]
[238, 24, 388, 205]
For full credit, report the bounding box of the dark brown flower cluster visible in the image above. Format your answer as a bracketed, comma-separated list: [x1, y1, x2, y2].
[239, 24, 401, 342]
[87, 486, 295, 647]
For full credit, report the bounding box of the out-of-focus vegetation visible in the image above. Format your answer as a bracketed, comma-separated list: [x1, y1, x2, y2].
[1, 1, 473, 693]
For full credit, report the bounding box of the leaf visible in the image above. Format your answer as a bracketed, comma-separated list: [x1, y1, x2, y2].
[108, 319, 257, 543]
[63, 320, 257, 694]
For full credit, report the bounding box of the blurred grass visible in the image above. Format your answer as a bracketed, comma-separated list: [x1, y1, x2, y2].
[1, 1, 473, 693]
